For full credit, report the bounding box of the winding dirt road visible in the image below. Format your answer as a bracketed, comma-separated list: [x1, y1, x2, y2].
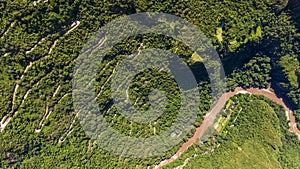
[154, 87, 300, 168]
[0, 20, 80, 132]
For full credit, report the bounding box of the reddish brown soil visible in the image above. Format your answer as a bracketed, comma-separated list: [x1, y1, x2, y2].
[154, 87, 300, 168]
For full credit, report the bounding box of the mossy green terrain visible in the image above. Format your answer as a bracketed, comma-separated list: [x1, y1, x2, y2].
[163, 95, 300, 169]
[0, 0, 299, 168]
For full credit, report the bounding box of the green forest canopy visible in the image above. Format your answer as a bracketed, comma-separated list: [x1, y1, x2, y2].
[0, 0, 299, 168]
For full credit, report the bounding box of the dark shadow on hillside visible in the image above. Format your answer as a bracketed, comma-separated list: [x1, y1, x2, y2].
[220, 40, 262, 76]
[189, 62, 209, 83]
[187, 39, 263, 85]
[209, 37, 297, 111]
[270, 82, 298, 110]
[287, 0, 300, 31]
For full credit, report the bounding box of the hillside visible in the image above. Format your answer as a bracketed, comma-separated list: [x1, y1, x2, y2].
[0, 0, 299, 168]
[162, 94, 300, 169]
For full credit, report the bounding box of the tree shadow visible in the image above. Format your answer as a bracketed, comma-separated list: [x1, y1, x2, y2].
[286, 0, 300, 31]
[189, 39, 262, 83]
[190, 35, 298, 111]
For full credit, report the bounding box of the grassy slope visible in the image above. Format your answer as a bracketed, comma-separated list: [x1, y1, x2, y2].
[163, 95, 300, 169]
[185, 99, 281, 169]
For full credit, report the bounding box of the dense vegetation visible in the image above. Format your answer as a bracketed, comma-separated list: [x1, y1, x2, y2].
[0, 0, 299, 168]
[162, 94, 300, 169]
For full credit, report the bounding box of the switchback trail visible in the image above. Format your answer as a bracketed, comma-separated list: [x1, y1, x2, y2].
[154, 87, 300, 168]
